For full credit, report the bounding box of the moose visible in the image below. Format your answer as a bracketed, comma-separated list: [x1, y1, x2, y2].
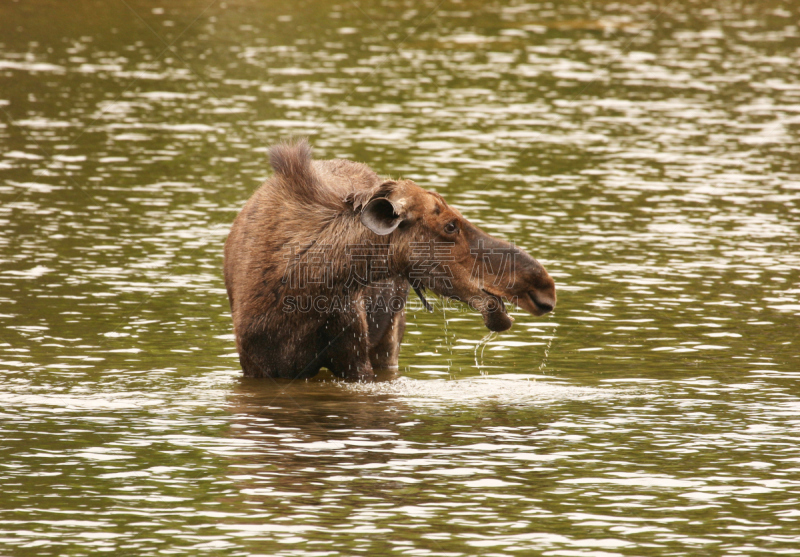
[224, 139, 556, 381]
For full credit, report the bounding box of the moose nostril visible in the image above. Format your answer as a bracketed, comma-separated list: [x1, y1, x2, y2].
[528, 291, 555, 314]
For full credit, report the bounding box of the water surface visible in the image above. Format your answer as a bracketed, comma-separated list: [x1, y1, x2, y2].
[1, 0, 799, 555]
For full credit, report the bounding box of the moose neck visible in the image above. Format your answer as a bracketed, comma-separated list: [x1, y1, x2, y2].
[295, 211, 412, 293]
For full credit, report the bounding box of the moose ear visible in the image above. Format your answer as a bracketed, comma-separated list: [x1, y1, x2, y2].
[361, 197, 402, 235]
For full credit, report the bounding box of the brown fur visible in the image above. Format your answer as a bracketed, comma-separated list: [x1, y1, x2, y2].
[224, 139, 556, 381]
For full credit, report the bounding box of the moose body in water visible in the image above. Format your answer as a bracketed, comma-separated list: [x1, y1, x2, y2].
[224, 140, 556, 381]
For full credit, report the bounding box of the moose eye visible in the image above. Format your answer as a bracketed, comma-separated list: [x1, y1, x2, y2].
[444, 221, 458, 234]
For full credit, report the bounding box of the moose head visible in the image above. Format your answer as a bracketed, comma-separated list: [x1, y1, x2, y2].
[357, 179, 556, 331]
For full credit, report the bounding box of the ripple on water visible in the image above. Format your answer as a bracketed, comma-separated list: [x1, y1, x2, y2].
[345, 375, 636, 408]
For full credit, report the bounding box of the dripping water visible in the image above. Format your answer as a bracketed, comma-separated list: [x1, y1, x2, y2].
[474, 331, 497, 376]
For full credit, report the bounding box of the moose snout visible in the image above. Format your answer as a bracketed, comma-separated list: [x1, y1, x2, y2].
[527, 286, 556, 315]
[530, 293, 554, 314]
[474, 233, 557, 319]
[518, 260, 557, 316]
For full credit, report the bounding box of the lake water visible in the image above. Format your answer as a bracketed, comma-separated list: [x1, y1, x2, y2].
[1, 0, 799, 555]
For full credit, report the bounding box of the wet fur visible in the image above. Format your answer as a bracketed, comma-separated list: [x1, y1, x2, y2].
[224, 140, 410, 380]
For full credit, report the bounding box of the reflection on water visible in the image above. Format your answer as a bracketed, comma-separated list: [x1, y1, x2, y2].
[1, 0, 800, 554]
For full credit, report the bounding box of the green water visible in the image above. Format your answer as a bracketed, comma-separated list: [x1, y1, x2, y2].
[1, 0, 799, 555]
